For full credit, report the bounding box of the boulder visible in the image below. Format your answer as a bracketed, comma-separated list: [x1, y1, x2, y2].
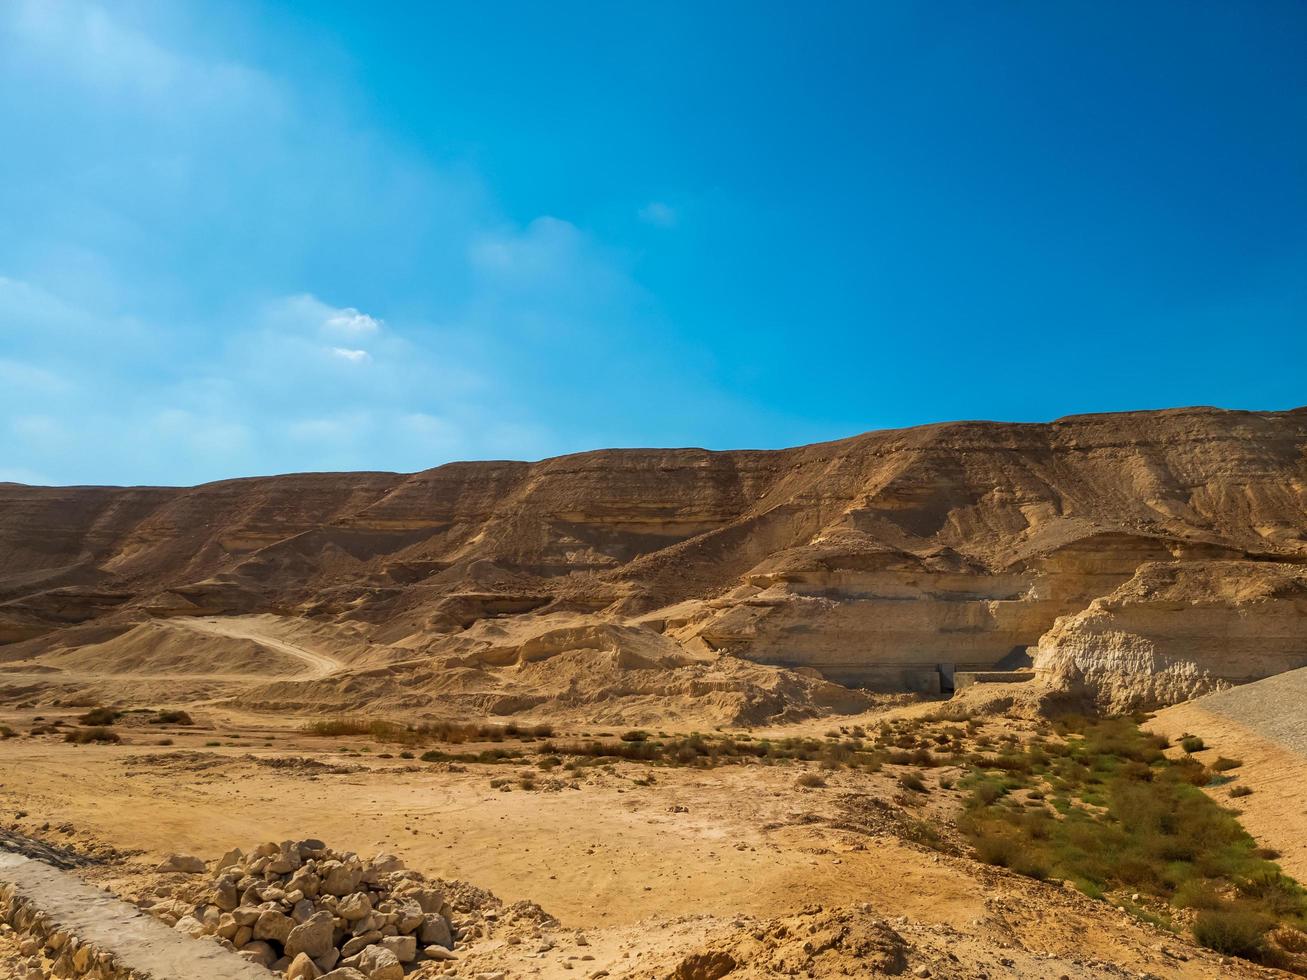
[337, 892, 372, 922]
[340, 932, 382, 958]
[418, 914, 452, 948]
[322, 862, 363, 897]
[215, 847, 244, 871]
[315, 947, 341, 973]
[232, 906, 261, 927]
[287, 870, 321, 898]
[173, 915, 206, 939]
[363, 854, 404, 882]
[238, 941, 277, 968]
[287, 952, 322, 980]
[378, 935, 416, 963]
[156, 853, 206, 874]
[286, 911, 335, 960]
[357, 945, 404, 980]
[319, 971, 368, 980]
[214, 878, 240, 912]
[390, 897, 423, 933]
[254, 909, 294, 944]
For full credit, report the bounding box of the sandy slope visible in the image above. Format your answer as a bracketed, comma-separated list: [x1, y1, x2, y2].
[167, 616, 343, 677]
[1149, 671, 1307, 882]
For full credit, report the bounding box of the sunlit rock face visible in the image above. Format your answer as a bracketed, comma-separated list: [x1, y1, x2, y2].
[2, 406, 1306, 700]
[1034, 560, 1307, 712]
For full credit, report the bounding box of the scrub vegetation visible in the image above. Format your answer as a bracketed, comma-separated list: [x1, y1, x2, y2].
[957, 715, 1307, 968]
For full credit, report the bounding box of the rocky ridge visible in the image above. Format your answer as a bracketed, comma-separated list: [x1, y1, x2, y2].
[3, 406, 1306, 711]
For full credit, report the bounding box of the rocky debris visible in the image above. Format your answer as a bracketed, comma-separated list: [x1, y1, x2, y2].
[145, 840, 459, 978]
[0, 828, 96, 871]
[672, 905, 909, 978]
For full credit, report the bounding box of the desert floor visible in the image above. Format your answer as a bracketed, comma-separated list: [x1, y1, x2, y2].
[1, 698, 1296, 979]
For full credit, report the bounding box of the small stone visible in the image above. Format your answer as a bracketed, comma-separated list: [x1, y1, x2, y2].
[424, 946, 458, 962]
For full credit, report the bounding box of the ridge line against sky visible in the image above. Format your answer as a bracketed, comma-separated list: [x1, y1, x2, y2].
[4, 403, 1302, 492]
[2, 1, 1305, 487]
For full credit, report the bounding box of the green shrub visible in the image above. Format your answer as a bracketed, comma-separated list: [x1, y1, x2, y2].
[1230, 785, 1253, 798]
[955, 714, 1307, 955]
[1193, 908, 1272, 960]
[1211, 756, 1243, 772]
[1173, 878, 1222, 910]
[620, 730, 650, 742]
[1181, 736, 1206, 754]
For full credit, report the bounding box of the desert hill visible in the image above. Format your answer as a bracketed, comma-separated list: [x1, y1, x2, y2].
[2, 405, 1306, 715]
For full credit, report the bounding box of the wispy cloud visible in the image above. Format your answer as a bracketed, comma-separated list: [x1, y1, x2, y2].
[331, 347, 371, 363]
[0, 2, 761, 486]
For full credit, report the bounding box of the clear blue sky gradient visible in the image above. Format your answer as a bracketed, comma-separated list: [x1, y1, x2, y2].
[2, 2, 1304, 485]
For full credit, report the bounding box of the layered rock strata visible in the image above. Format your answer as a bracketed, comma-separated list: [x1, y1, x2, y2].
[2, 406, 1305, 703]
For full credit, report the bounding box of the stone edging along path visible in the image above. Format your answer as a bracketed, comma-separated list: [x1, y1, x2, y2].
[0, 852, 276, 980]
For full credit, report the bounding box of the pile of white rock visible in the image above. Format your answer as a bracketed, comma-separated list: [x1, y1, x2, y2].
[150, 841, 458, 980]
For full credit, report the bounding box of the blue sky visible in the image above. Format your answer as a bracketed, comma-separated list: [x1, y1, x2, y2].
[2, 1, 1305, 486]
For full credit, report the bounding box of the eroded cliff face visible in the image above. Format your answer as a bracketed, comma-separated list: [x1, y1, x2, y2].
[2, 406, 1306, 703]
[1034, 561, 1307, 712]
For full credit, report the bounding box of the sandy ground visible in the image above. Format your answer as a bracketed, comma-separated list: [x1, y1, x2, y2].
[0, 707, 1291, 979]
[0, 617, 1297, 978]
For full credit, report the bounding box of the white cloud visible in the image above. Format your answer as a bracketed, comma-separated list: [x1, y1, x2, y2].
[638, 201, 678, 228]
[331, 347, 371, 363]
[324, 308, 382, 336]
